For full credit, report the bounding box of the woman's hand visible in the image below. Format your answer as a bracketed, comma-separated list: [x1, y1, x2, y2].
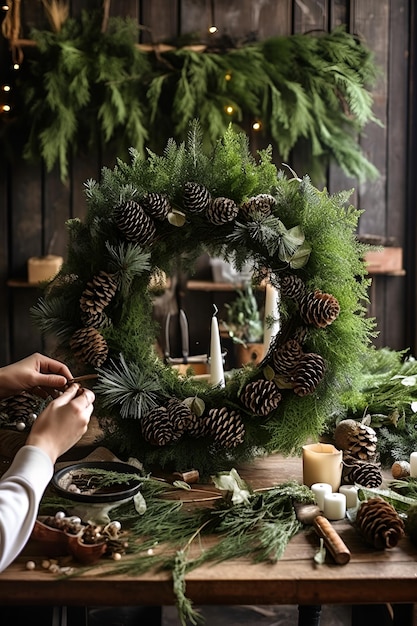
[0, 353, 73, 399]
[26, 384, 95, 463]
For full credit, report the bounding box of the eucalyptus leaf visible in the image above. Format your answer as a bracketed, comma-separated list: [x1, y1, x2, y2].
[133, 490, 147, 515]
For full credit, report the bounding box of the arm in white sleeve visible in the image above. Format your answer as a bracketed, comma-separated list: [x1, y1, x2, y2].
[0, 445, 54, 572]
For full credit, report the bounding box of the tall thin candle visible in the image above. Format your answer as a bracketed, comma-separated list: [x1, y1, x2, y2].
[209, 305, 225, 387]
[263, 283, 280, 355]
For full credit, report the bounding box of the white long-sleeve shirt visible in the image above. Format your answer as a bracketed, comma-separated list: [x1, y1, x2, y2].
[0, 445, 53, 572]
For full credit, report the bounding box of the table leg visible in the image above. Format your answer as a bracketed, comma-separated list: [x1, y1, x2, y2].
[298, 604, 322, 626]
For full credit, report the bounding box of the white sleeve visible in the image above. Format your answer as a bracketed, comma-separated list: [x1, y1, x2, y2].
[0, 445, 53, 572]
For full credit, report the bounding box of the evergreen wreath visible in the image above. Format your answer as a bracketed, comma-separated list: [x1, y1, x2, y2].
[2, 6, 380, 183]
[31, 122, 376, 475]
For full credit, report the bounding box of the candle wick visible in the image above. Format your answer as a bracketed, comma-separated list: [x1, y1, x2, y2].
[212, 304, 218, 317]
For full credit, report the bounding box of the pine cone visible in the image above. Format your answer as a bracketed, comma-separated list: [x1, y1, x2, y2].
[70, 327, 109, 367]
[185, 413, 208, 438]
[166, 398, 193, 436]
[356, 497, 405, 549]
[240, 379, 282, 416]
[270, 339, 303, 375]
[334, 419, 378, 463]
[342, 456, 383, 488]
[299, 290, 340, 328]
[240, 194, 276, 219]
[81, 309, 112, 330]
[141, 406, 181, 446]
[206, 197, 239, 225]
[114, 200, 156, 245]
[204, 407, 245, 448]
[0, 392, 40, 426]
[292, 353, 325, 396]
[183, 182, 212, 213]
[80, 271, 118, 314]
[280, 274, 306, 301]
[142, 193, 171, 220]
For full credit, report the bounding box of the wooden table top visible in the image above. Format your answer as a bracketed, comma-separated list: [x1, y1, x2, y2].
[1, 449, 417, 608]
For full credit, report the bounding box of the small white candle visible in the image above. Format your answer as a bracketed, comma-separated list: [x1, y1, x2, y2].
[339, 485, 359, 509]
[311, 483, 332, 511]
[323, 492, 346, 520]
[209, 306, 225, 388]
[263, 283, 280, 355]
[410, 452, 417, 478]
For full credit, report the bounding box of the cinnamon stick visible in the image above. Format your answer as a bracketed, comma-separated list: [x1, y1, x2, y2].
[313, 515, 351, 565]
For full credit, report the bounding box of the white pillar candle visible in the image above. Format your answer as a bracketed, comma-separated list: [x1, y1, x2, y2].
[339, 485, 359, 509]
[209, 307, 225, 388]
[311, 483, 332, 511]
[263, 283, 280, 355]
[410, 452, 417, 478]
[302, 443, 343, 492]
[323, 492, 346, 520]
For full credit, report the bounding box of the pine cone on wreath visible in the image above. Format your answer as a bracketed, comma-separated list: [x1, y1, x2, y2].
[142, 193, 171, 220]
[81, 309, 112, 330]
[114, 200, 156, 245]
[166, 398, 193, 436]
[240, 194, 276, 220]
[342, 456, 383, 488]
[70, 327, 109, 368]
[204, 407, 245, 448]
[183, 182, 212, 213]
[270, 339, 303, 375]
[240, 379, 282, 416]
[80, 271, 118, 315]
[280, 274, 307, 302]
[356, 497, 405, 549]
[185, 412, 208, 438]
[334, 419, 378, 463]
[292, 353, 326, 396]
[299, 290, 340, 328]
[141, 406, 181, 446]
[206, 197, 239, 225]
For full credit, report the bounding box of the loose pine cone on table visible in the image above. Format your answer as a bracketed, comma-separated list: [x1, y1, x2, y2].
[342, 456, 383, 488]
[203, 407, 245, 448]
[299, 289, 340, 328]
[240, 379, 282, 416]
[334, 418, 378, 463]
[0, 392, 40, 428]
[356, 497, 405, 549]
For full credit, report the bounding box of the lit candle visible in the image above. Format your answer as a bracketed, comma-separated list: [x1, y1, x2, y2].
[323, 492, 346, 520]
[311, 483, 332, 511]
[263, 283, 280, 355]
[209, 306, 225, 388]
[302, 443, 343, 492]
[339, 485, 359, 509]
[410, 452, 417, 478]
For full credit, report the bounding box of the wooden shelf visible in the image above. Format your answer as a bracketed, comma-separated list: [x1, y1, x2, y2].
[6, 279, 43, 288]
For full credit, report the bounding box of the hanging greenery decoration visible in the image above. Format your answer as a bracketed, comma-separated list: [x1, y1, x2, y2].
[30, 121, 375, 475]
[2, 6, 380, 182]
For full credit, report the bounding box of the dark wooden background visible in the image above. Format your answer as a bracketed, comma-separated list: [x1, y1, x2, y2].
[0, 0, 415, 366]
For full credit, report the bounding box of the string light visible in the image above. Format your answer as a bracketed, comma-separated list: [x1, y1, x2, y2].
[225, 72, 232, 81]
[1, 104, 11, 112]
[225, 105, 234, 115]
[208, 0, 217, 34]
[1, 4, 9, 10]
[2, 84, 11, 91]
[208, 25, 217, 34]
[252, 121, 262, 131]
[13, 63, 19, 70]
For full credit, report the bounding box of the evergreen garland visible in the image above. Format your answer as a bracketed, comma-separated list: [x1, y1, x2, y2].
[3, 9, 379, 183]
[31, 122, 375, 475]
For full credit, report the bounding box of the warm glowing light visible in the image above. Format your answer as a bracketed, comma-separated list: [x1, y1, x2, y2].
[225, 105, 234, 115]
[2, 5, 9, 10]
[208, 25, 218, 34]
[1, 104, 11, 112]
[252, 121, 262, 131]
[2, 85, 11, 92]
[13, 63, 20, 70]
[225, 72, 232, 81]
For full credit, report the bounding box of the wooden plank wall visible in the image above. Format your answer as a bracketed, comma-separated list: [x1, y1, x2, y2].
[0, 0, 413, 366]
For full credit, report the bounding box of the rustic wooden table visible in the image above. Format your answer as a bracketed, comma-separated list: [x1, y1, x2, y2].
[0, 432, 416, 625]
